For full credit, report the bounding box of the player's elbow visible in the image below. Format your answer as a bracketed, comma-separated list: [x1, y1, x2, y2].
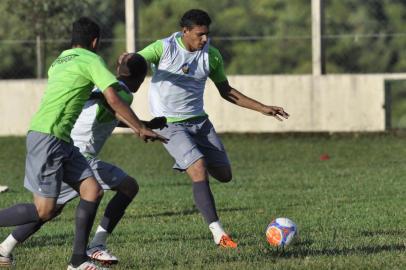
[104, 86, 124, 110]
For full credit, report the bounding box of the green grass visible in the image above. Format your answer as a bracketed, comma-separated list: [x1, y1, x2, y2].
[0, 133, 406, 269]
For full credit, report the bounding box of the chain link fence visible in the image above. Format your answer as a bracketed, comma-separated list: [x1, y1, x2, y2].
[1, 0, 406, 79]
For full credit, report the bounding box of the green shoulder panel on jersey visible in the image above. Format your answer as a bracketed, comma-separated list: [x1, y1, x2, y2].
[96, 84, 133, 123]
[137, 40, 163, 66]
[208, 45, 227, 84]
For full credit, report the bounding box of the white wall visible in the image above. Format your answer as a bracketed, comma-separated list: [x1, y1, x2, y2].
[1, 74, 406, 136]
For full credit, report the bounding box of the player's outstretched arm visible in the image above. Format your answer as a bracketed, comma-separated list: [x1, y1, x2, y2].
[87, 92, 167, 130]
[215, 80, 289, 121]
[103, 86, 168, 143]
[117, 117, 167, 130]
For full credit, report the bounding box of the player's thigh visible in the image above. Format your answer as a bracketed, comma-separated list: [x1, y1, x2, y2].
[195, 119, 231, 174]
[156, 123, 204, 171]
[63, 146, 95, 186]
[63, 146, 101, 201]
[33, 193, 57, 221]
[56, 181, 79, 205]
[24, 131, 66, 199]
[89, 159, 138, 197]
[186, 158, 208, 181]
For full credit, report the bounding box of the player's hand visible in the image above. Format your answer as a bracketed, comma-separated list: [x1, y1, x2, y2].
[145, 117, 167, 130]
[139, 127, 168, 143]
[261, 105, 289, 121]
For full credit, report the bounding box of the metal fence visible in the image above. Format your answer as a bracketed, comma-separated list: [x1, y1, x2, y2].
[1, 0, 406, 79]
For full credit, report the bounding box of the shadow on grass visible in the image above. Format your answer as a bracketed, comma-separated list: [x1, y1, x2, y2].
[142, 181, 191, 188]
[22, 231, 209, 248]
[267, 243, 406, 258]
[145, 235, 209, 243]
[24, 232, 73, 248]
[134, 206, 251, 219]
[53, 206, 251, 224]
[360, 229, 406, 237]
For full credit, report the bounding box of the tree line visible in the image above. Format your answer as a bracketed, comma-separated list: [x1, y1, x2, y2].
[0, 0, 405, 79]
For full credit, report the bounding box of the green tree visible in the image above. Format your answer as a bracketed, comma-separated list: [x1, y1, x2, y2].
[325, 0, 406, 73]
[0, 0, 92, 78]
[0, 0, 125, 79]
[2, 0, 406, 78]
[138, 0, 311, 74]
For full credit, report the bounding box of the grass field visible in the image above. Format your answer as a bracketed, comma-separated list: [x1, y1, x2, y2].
[0, 133, 405, 269]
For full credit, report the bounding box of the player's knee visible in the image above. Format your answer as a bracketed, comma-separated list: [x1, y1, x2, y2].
[79, 177, 104, 202]
[187, 159, 208, 180]
[208, 166, 232, 183]
[116, 177, 139, 199]
[36, 207, 56, 222]
[217, 171, 232, 183]
[86, 184, 104, 202]
[126, 177, 139, 199]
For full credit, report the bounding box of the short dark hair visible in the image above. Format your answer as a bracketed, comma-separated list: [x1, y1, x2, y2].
[179, 9, 211, 28]
[118, 53, 147, 80]
[71, 17, 100, 48]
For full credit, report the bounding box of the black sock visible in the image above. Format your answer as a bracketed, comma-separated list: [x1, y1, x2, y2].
[13, 203, 63, 242]
[0, 203, 40, 226]
[12, 221, 45, 242]
[192, 181, 218, 224]
[70, 199, 99, 267]
[100, 192, 133, 233]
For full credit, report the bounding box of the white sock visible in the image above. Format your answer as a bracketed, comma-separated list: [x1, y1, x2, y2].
[209, 221, 226, 244]
[0, 234, 18, 257]
[89, 226, 108, 248]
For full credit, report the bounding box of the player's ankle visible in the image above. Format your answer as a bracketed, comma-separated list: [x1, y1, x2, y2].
[209, 221, 226, 244]
[70, 254, 87, 268]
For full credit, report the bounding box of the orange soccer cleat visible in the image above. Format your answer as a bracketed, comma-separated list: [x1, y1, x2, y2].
[218, 235, 238, 249]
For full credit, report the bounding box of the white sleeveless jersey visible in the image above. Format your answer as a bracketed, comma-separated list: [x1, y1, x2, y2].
[70, 82, 132, 158]
[149, 32, 210, 118]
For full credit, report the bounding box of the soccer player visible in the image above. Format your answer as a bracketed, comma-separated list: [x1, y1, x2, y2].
[0, 17, 165, 270]
[0, 53, 164, 268]
[137, 9, 289, 248]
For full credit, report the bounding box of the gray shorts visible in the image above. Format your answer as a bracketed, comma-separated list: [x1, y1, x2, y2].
[57, 158, 129, 205]
[156, 116, 230, 171]
[24, 131, 94, 198]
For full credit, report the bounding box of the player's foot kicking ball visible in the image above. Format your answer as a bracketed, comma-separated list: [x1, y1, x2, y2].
[87, 245, 118, 265]
[67, 260, 102, 270]
[218, 235, 238, 248]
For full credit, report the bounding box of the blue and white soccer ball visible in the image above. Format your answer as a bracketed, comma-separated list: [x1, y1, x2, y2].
[266, 217, 297, 247]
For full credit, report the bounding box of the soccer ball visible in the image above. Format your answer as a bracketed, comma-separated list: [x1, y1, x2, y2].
[266, 217, 297, 247]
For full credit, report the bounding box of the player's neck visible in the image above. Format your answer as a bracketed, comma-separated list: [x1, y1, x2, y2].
[71, 44, 96, 52]
[180, 37, 196, 52]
